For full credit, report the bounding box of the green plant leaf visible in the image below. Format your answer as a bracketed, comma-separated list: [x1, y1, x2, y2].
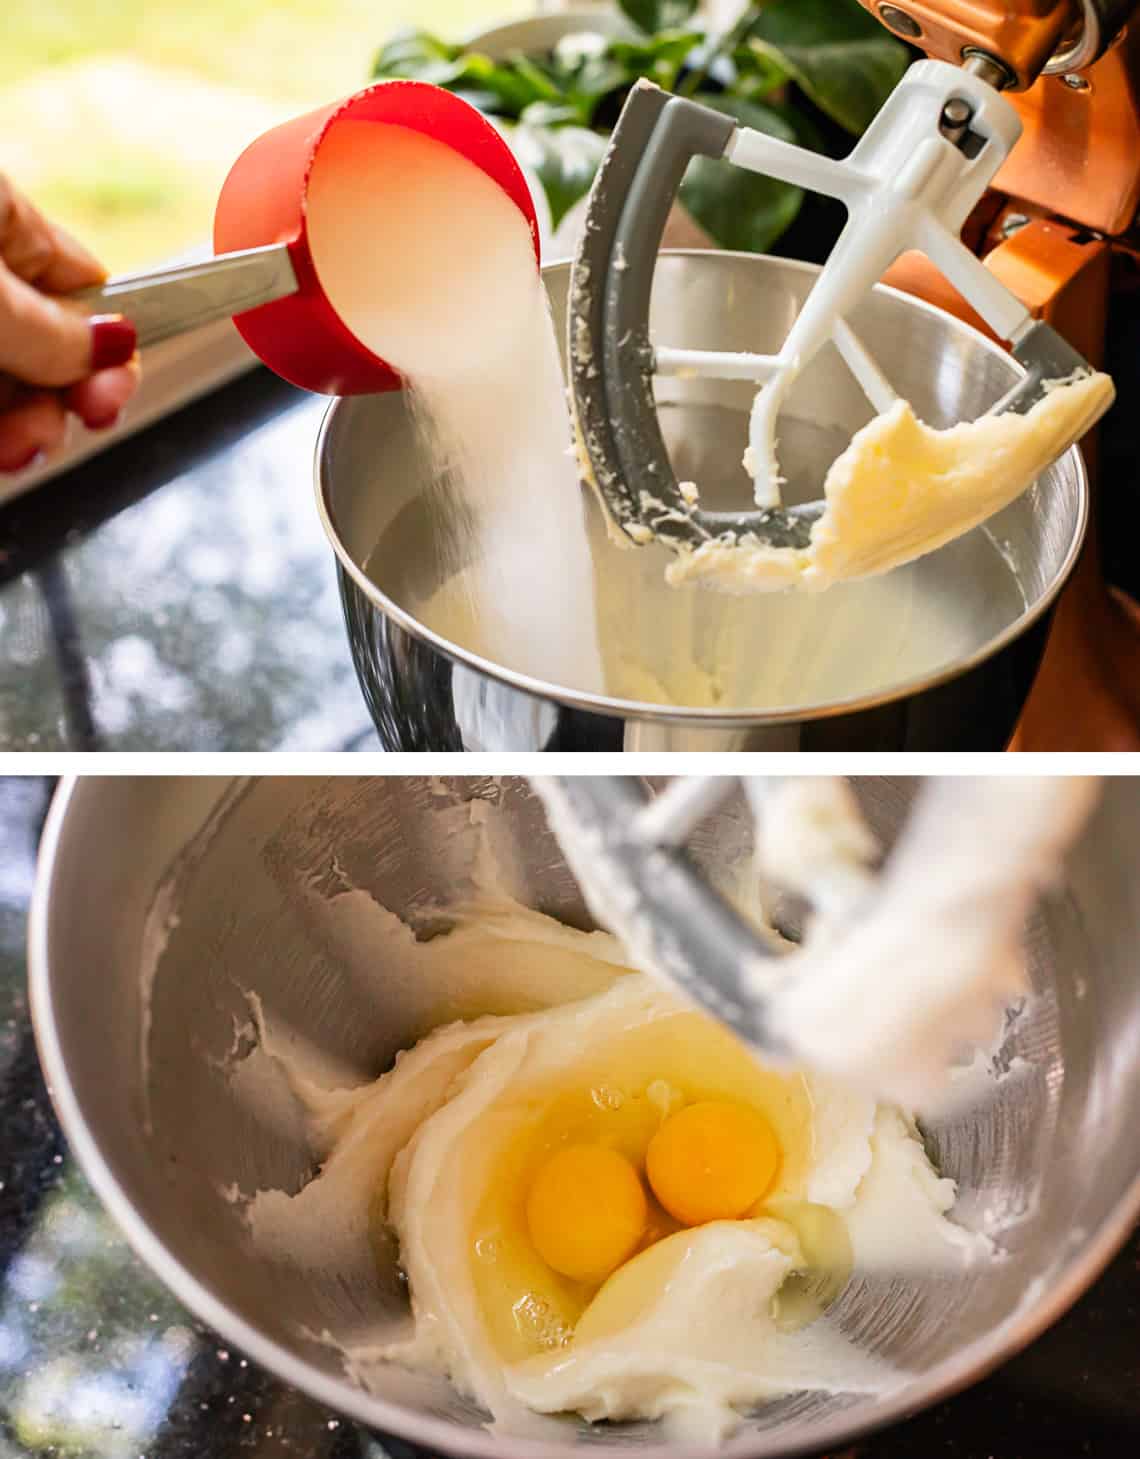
[608, 28, 704, 85]
[448, 89, 508, 116]
[731, 44, 789, 102]
[747, 0, 909, 134]
[510, 123, 610, 229]
[604, 29, 704, 98]
[566, 54, 637, 123]
[460, 54, 564, 115]
[520, 100, 583, 129]
[372, 29, 460, 81]
[372, 33, 576, 120]
[541, 35, 634, 126]
[506, 52, 566, 104]
[678, 95, 803, 253]
[552, 31, 613, 73]
[619, 0, 700, 35]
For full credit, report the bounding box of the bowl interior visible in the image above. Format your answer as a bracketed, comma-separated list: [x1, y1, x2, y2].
[318, 255, 1085, 718]
[35, 777, 1140, 1458]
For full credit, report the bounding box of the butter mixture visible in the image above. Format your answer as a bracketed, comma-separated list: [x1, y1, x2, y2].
[239, 895, 991, 1441]
[666, 371, 1114, 593]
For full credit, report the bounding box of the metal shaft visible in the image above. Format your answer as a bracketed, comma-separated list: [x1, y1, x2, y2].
[72, 243, 299, 349]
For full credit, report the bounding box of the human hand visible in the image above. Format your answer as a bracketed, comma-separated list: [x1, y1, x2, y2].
[0, 175, 139, 473]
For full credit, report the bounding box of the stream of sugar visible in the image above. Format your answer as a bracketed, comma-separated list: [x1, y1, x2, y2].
[306, 120, 604, 690]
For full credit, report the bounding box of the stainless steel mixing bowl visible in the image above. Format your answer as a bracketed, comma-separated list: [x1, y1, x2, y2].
[316, 254, 1088, 751]
[30, 776, 1140, 1459]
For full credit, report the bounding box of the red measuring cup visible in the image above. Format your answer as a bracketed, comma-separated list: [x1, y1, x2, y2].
[75, 81, 542, 396]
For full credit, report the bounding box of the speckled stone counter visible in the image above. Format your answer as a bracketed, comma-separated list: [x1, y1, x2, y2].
[0, 374, 377, 752]
[2, 779, 1137, 1458]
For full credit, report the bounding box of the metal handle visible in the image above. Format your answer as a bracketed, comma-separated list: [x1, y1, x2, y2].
[1041, 0, 1133, 75]
[72, 242, 299, 349]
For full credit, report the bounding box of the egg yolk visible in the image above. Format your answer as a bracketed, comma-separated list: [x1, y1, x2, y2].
[467, 1011, 814, 1362]
[526, 1145, 648, 1283]
[646, 1099, 781, 1226]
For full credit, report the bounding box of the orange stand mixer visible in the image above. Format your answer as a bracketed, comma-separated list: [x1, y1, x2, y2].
[570, 0, 1138, 749]
[866, 0, 1140, 748]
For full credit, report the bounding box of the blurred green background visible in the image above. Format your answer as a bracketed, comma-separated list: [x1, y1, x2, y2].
[0, 1, 509, 270]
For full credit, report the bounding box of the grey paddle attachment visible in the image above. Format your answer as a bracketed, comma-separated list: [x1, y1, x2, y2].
[568, 82, 820, 554]
[568, 75, 1110, 563]
[534, 776, 792, 1059]
[1002, 320, 1097, 415]
[533, 775, 1102, 1111]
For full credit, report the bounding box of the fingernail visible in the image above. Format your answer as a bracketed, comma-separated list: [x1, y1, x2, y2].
[90, 315, 138, 371]
[4, 448, 44, 474]
[84, 410, 122, 432]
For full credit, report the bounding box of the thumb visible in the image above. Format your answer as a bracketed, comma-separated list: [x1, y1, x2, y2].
[0, 263, 135, 388]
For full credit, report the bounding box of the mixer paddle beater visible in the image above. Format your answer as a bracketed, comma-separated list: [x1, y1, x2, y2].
[569, 61, 1112, 557]
[533, 776, 1099, 1109]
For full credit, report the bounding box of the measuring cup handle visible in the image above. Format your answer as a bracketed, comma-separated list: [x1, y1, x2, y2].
[70, 243, 299, 350]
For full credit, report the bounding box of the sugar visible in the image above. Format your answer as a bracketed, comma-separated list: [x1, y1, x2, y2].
[306, 121, 604, 690]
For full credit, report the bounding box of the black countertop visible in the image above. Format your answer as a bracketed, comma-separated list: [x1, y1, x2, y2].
[0, 373, 378, 752]
[2, 777, 1139, 1458]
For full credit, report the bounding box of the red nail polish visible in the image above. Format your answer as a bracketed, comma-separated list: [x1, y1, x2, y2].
[4, 448, 44, 474]
[90, 315, 138, 371]
[84, 410, 122, 432]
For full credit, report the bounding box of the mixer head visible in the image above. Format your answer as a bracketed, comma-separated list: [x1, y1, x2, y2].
[568, 63, 1108, 556]
[534, 775, 1099, 1108]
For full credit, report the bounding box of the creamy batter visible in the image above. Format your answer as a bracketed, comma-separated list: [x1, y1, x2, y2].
[237, 890, 991, 1442]
[393, 487, 1027, 710]
[666, 371, 1114, 592]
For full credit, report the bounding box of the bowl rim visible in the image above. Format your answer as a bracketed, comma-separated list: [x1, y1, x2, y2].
[28, 773, 1140, 1459]
[314, 249, 1090, 729]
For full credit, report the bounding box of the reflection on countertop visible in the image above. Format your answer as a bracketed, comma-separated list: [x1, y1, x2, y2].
[0, 373, 378, 751]
[1, 779, 1137, 1459]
